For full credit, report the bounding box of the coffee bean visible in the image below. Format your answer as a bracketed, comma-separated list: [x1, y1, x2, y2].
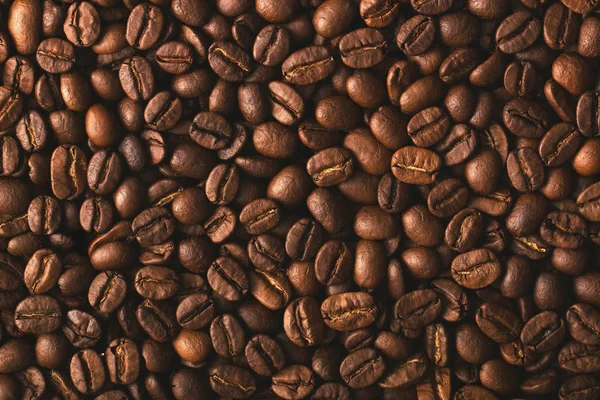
[540, 211, 587, 249]
[445, 208, 485, 253]
[558, 340, 600, 373]
[397, 15, 435, 56]
[321, 292, 377, 331]
[521, 310, 567, 353]
[496, 10, 541, 54]
[507, 148, 545, 192]
[88, 271, 127, 313]
[190, 111, 232, 151]
[209, 364, 256, 399]
[245, 334, 285, 376]
[240, 198, 280, 235]
[126, 4, 163, 50]
[283, 296, 325, 347]
[559, 375, 600, 400]
[428, 178, 469, 218]
[62, 309, 101, 348]
[394, 289, 441, 338]
[36, 39, 75, 73]
[70, 349, 105, 394]
[210, 313, 246, 358]
[64, 2, 100, 47]
[476, 302, 522, 344]
[379, 352, 428, 389]
[15, 295, 62, 334]
[24, 249, 61, 294]
[340, 348, 385, 389]
[119, 56, 154, 101]
[391, 146, 441, 185]
[451, 248, 502, 289]
[339, 28, 387, 69]
[207, 256, 248, 302]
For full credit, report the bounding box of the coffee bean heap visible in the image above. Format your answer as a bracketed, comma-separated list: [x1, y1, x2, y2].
[1, 0, 600, 398]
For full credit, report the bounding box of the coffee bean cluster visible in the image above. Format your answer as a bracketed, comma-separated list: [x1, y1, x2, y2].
[0, 0, 599, 398]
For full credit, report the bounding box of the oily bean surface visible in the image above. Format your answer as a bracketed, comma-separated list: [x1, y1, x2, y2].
[0, 0, 597, 398]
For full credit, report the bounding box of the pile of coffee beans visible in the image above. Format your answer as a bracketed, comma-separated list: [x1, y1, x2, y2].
[1, 0, 600, 398]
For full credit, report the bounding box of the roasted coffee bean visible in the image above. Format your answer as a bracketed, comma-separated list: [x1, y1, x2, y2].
[126, 4, 163, 50]
[394, 289, 441, 338]
[283, 296, 325, 347]
[339, 28, 387, 69]
[249, 268, 292, 310]
[540, 211, 587, 249]
[240, 198, 280, 235]
[62, 309, 101, 348]
[445, 208, 484, 253]
[507, 148, 545, 192]
[476, 302, 522, 344]
[321, 292, 377, 331]
[63, 2, 101, 48]
[521, 311, 567, 353]
[379, 352, 428, 389]
[132, 207, 175, 247]
[428, 178, 469, 218]
[88, 271, 127, 313]
[558, 340, 600, 373]
[451, 248, 502, 289]
[70, 349, 105, 394]
[340, 348, 385, 389]
[24, 249, 61, 294]
[245, 334, 285, 376]
[209, 364, 256, 399]
[496, 10, 541, 54]
[391, 146, 441, 185]
[282, 46, 335, 85]
[15, 295, 62, 334]
[210, 313, 246, 358]
[207, 256, 248, 302]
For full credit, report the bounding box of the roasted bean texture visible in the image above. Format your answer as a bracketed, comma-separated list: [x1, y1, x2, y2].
[0, 0, 598, 399]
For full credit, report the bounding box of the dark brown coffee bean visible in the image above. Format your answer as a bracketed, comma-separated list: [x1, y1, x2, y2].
[64, 2, 100, 47]
[378, 352, 428, 389]
[476, 302, 522, 344]
[245, 334, 285, 376]
[282, 46, 335, 85]
[496, 10, 541, 54]
[119, 56, 154, 101]
[394, 289, 441, 338]
[340, 348, 385, 389]
[407, 107, 451, 148]
[391, 146, 441, 185]
[240, 198, 280, 235]
[321, 292, 377, 331]
[339, 28, 387, 69]
[62, 309, 101, 349]
[445, 208, 485, 253]
[88, 271, 127, 313]
[209, 364, 256, 399]
[559, 375, 600, 400]
[283, 296, 325, 347]
[451, 248, 501, 289]
[24, 249, 61, 294]
[0, 87, 23, 131]
[559, 340, 600, 373]
[521, 311, 567, 353]
[507, 148, 545, 192]
[208, 41, 252, 82]
[210, 313, 246, 358]
[396, 15, 435, 56]
[50, 145, 87, 200]
[15, 295, 62, 334]
[126, 4, 163, 50]
[428, 179, 469, 218]
[207, 256, 248, 302]
[36, 39, 75, 74]
[70, 349, 105, 394]
[503, 98, 550, 139]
